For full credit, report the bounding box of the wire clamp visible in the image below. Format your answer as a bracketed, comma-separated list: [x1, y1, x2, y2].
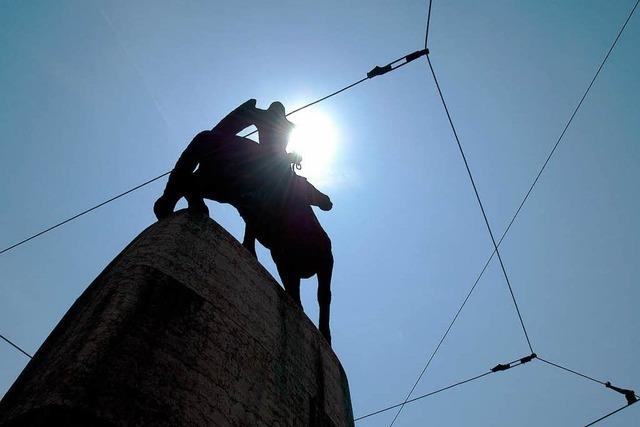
[605, 381, 638, 405]
[367, 65, 393, 79]
[491, 353, 537, 373]
[519, 353, 537, 364]
[366, 48, 429, 79]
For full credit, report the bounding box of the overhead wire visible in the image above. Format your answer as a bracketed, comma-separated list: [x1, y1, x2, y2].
[0, 334, 32, 359]
[356, 371, 492, 422]
[385, 3, 438, 424]
[359, 355, 532, 422]
[386, 54, 535, 427]
[478, 0, 640, 286]
[0, 173, 170, 256]
[424, 0, 433, 49]
[538, 357, 607, 386]
[539, 357, 639, 401]
[426, 52, 533, 352]
[0, 48, 430, 257]
[387, 0, 640, 424]
[583, 402, 638, 427]
[1, 1, 638, 425]
[0, 48, 428, 359]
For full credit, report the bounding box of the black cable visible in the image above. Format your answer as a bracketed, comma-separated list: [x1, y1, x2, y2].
[288, 77, 368, 116]
[0, 173, 171, 256]
[0, 333, 32, 359]
[388, 50, 537, 427]
[356, 371, 492, 422]
[388, 53, 537, 426]
[426, 54, 534, 350]
[387, 3, 640, 423]
[480, 0, 640, 281]
[424, 0, 433, 49]
[539, 357, 640, 401]
[0, 45, 432, 258]
[363, 357, 531, 423]
[385, 257, 490, 425]
[0, 76, 380, 256]
[538, 357, 607, 386]
[583, 402, 637, 427]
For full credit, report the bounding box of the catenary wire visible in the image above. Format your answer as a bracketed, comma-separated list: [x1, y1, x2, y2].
[0, 70, 388, 256]
[0, 44, 433, 258]
[355, 371, 492, 422]
[424, 0, 433, 49]
[386, 1, 639, 424]
[386, 53, 535, 427]
[360, 357, 530, 423]
[1, 1, 638, 424]
[539, 357, 640, 399]
[0, 173, 171, 256]
[478, 0, 640, 287]
[389, 55, 533, 427]
[385, 253, 491, 425]
[538, 357, 607, 386]
[426, 53, 533, 350]
[584, 402, 638, 427]
[0, 334, 32, 359]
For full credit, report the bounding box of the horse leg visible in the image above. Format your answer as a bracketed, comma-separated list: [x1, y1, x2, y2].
[317, 254, 333, 345]
[242, 224, 257, 258]
[155, 133, 206, 220]
[184, 173, 209, 217]
[277, 262, 302, 307]
[303, 179, 332, 211]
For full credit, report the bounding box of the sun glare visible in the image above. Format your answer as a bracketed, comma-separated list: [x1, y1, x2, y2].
[286, 109, 338, 183]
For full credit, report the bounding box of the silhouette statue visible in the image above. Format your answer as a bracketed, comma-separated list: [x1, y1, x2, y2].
[154, 100, 335, 344]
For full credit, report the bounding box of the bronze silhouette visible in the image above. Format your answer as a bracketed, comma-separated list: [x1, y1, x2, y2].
[154, 100, 334, 344]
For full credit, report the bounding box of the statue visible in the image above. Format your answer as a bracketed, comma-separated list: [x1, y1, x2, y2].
[154, 100, 335, 344]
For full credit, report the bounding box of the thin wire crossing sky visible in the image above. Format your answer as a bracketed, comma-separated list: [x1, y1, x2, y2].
[1, 1, 639, 425]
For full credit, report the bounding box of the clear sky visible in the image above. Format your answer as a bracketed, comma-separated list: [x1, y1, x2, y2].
[1, 1, 639, 425]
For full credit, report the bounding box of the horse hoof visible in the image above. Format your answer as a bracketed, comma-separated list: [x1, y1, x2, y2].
[320, 328, 332, 346]
[187, 198, 209, 217]
[154, 197, 173, 220]
[319, 199, 333, 211]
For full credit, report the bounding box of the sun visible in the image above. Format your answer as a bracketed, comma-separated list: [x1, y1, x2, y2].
[286, 109, 338, 183]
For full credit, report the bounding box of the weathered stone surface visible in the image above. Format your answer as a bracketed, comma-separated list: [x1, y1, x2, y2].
[0, 210, 353, 427]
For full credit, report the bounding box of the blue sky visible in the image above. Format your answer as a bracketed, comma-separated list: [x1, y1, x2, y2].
[1, 1, 639, 425]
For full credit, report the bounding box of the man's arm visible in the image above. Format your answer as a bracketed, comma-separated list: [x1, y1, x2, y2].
[212, 99, 261, 136]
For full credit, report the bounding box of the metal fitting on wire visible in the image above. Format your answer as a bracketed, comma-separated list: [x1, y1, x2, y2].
[491, 353, 537, 373]
[605, 381, 638, 405]
[367, 48, 429, 79]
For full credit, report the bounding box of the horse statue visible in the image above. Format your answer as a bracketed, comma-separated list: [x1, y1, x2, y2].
[154, 100, 335, 344]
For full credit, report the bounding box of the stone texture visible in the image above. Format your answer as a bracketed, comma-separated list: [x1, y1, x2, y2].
[0, 210, 353, 427]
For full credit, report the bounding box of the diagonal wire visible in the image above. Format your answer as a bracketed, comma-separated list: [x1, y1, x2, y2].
[538, 357, 607, 386]
[477, 0, 640, 283]
[0, 333, 32, 359]
[0, 77, 376, 257]
[0, 74, 369, 257]
[584, 402, 638, 427]
[426, 53, 533, 350]
[385, 257, 490, 425]
[361, 357, 530, 423]
[356, 371, 493, 422]
[424, 0, 433, 49]
[0, 43, 433, 258]
[0, 173, 170, 256]
[389, 56, 534, 427]
[388, 1, 639, 424]
[539, 357, 640, 400]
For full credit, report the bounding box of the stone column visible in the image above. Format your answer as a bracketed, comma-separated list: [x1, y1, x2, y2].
[0, 210, 353, 427]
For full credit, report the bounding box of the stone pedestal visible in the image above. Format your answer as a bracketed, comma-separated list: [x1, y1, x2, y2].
[0, 210, 353, 426]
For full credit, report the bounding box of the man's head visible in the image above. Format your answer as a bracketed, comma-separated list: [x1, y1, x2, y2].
[256, 101, 295, 149]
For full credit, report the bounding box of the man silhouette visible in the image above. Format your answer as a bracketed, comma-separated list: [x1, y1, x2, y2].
[153, 100, 335, 344]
